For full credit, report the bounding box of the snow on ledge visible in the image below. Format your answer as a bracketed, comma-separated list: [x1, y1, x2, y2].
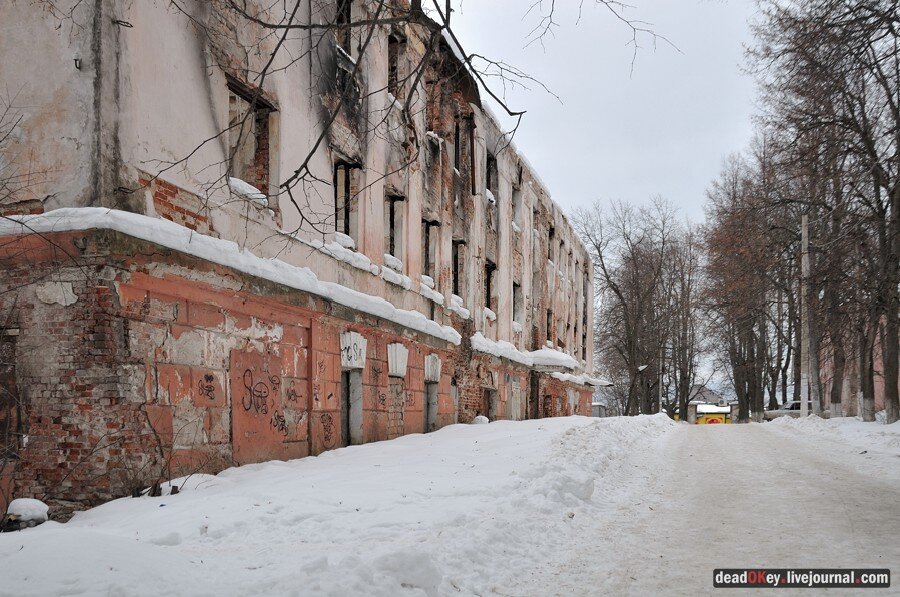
[418, 282, 444, 306]
[383, 253, 403, 272]
[470, 332, 578, 370]
[334, 232, 356, 250]
[448, 294, 470, 320]
[381, 265, 412, 290]
[0, 208, 461, 345]
[228, 177, 268, 206]
[529, 347, 579, 370]
[296, 236, 379, 276]
[483, 307, 497, 322]
[550, 372, 613, 388]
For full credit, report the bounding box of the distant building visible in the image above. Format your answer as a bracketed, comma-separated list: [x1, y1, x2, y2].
[688, 385, 726, 406]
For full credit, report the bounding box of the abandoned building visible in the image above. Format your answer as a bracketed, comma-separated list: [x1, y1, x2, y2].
[0, 0, 604, 516]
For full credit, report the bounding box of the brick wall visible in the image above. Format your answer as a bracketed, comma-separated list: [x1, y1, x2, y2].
[0, 228, 592, 518]
[140, 175, 216, 236]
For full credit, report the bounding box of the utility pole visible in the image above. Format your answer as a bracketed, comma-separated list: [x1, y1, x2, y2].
[800, 214, 809, 418]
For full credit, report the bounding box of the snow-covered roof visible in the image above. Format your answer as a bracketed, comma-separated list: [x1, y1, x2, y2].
[696, 404, 732, 415]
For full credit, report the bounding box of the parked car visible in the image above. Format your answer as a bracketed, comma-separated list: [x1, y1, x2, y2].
[764, 401, 812, 420]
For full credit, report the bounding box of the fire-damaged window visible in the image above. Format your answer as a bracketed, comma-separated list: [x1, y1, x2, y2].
[453, 118, 462, 171]
[546, 309, 553, 345]
[227, 79, 274, 194]
[484, 260, 497, 312]
[384, 194, 405, 260]
[486, 152, 498, 198]
[558, 319, 567, 350]
[548, 226, 555, 261]
[452, 240, 465, 297]
[335, 162, 361, 241]
[512, 185, 523, 226]
[0, 331, 21, 462]
[513, 282, 523, 324]
[335, 0, 352, 54]
[422, 220, 439, 280]
[388, 32, 406, 97]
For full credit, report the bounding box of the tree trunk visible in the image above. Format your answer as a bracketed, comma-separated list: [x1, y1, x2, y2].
[881, 315, 898, 423]
[830, 339, 845, 417]
[807, 267, 823, 415]
[860, 327, 876, 422]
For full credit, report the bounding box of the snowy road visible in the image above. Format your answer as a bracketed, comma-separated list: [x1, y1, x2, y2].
[1, 416, 898, 596]
[526, 422, 900, 596]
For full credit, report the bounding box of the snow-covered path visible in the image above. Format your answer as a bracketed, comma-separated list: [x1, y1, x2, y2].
[1, 417, 897, 596]
[527, 422, 900, 596]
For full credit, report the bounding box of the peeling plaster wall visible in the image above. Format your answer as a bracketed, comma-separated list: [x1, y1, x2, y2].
[0, 0, 97, 213]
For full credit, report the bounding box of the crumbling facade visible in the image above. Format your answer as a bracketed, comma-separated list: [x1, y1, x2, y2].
[0, 0, 601, 516]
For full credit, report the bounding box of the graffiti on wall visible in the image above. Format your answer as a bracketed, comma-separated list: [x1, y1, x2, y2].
[270, 410, 289, 437]
[197, 373, 216, 401]
[321, 412, 335, 448]
[242, 369, 271, 414]
[286, 380, 300, 403]
[340, 340, 363, 368]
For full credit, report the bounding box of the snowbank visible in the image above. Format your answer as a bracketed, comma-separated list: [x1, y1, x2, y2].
[768, 416, 900, 457]
[0, 208, 460, 346]
[0, 415, 676, 596]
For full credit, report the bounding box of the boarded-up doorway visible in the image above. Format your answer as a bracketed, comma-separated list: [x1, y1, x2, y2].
[387, 380, 406, 439]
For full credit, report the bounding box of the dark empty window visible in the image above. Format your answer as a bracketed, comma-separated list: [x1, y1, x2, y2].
[385, 194, 405, 259]
[388, 33, 406, 97]
[452, 240, 465, 296]
[453, 120, 461, 170]
[486, 152, 498, 198]
[422, 220, 439, 280]
[513, 282, 523, 324]
[548, 227, 555, 261]
[228, 79, 274, 194]
[336, 0, 352, 54]
[335, 162, 360, 240]
[0, 331, 20, 462]
[512, 186, 523, 225]
[485, 260, 497, 311]
[546, 309, 553, 344]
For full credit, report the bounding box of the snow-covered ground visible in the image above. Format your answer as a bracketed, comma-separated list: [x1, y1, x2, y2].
[527, 418, 900, 596]
[768, 414, 900, 458]
[2, 415, 897, 596]
[0, 415, 675, 596]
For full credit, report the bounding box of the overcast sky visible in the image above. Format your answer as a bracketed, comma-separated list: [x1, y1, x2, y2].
[452, 0, 759, 223]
